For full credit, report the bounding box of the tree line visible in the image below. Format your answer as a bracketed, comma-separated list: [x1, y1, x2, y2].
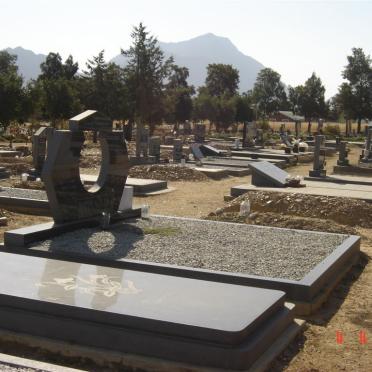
[1, 23, 372, 134]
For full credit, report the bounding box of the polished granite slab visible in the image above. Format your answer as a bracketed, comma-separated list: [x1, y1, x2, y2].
[0, 251, 285, 346]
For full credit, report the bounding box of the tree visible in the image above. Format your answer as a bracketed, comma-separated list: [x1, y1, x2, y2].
[80, 50, 128, 120]
[37, 52, 81, 125]
[121, 23, 173, 154]
[164, 65, 194, 129]
[235, 92, 254, 123]
[0, 51, 24, 130]
[252, 68, 287, 117]
[341, 48, 372, 133]
[205, 64, 239, 97]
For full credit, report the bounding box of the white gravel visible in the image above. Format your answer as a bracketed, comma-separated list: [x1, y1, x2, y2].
[29, 216, 348, 281]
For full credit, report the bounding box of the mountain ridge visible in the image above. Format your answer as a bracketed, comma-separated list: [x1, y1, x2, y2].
[4, 34, 265, 91]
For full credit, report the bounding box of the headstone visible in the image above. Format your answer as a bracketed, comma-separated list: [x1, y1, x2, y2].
[190, 143, 204, 161]
[149, 136, 161, 163]
[361, 126, 372, 163]
[42, 110, 129, 224]
[337, 141, 349, 166]
[243, 122, 256, 147]
[317, 119, 324, 134]
[279, 124, 286, 134]
[256, 128, 264, 146]
[194, 123, 206, 143]
[173, 139, 183, 163]
[309, 135, 327, 177]
[249, 161, 289, 187]
[183, 121, 192, 135]
[139, 127, 149, 157]
[200, 145, 223, 157]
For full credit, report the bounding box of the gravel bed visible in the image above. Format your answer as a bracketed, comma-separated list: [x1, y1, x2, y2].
[29, 216, 348, 281]
[0, 187, 47, 200]
[0, 363, 36, 372]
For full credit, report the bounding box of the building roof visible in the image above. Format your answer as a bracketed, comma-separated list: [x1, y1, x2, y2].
[278, 111, 305, 122]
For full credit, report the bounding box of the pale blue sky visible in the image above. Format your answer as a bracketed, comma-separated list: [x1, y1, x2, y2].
[1, 0, 371, 97]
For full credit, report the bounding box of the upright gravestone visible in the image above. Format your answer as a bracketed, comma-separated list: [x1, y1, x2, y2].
[243, 122, 256, 147]
[249, 161, 289, 187]
[173, 139, 183, 163]
[256, 129, 264, 147]
[183, 121, 192, 135]
[317, 119, 324, 134]
[309, 135, 327, 177]
[337, 141, 349, 166]
[149, 136, 161, 163]
[29, 126, 55, 180]
[43, 110, 129, 224]
[139, 127, 149, 157]
[295, 121, 301, 138]
[361, 127, 372, 163]
[194, 123, 206, 143]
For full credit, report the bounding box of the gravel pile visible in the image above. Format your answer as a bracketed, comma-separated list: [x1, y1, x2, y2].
[129, 165, 208, 181]
[0, 187, 47, 200]
[29, 216, 347, 281]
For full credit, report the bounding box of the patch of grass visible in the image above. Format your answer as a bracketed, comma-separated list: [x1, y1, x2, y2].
[143, 226, 181, 236]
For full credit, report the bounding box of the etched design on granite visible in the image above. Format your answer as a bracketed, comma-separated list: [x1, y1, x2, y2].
[36, 274, 142, 297]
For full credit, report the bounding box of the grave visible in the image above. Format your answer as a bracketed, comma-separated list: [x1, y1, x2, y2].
[148, 136, 161, 163]
[309, 135, 327, 177]
[199, 144, 224, 157]
[337, 141, 349, 166]
[0, 111, 308, 370]
[360, 125, 372, 164]
[193, 123, 205, 143]
[242, 122, 256, 148]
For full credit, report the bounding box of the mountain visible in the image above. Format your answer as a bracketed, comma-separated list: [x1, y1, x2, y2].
[111, 33, 265, 92]
[4, 46, 46, 81]
[4, 34, 265, 91]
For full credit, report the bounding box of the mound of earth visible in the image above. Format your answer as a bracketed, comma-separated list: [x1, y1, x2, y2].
[129, 165, 208, 181]
[220, 191, 372, 228]
[206, 211, 356, 235]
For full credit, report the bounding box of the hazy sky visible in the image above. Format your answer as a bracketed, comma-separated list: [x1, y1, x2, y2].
[1, 0, 371, 98]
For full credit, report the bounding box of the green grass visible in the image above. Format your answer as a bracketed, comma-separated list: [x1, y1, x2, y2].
[142, 226, 181, 236]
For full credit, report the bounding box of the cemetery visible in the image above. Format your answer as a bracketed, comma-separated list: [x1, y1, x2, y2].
[0, 110, 370, 371]
[0, 12, 371, 369]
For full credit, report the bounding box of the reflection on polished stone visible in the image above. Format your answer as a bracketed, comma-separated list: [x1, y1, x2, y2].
[0, 251, 285, 344]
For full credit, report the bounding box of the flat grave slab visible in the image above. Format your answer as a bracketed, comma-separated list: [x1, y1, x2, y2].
[81, 175, 168, 195]
[249, 161, 289, 187]
[0, 250, 297, 370]
[229, 150, 298, 164]
[9, 216, 359, 314]
[0, 150, 21, 157]
[334, 164, 372, 176]
[305, 174, 372, 186]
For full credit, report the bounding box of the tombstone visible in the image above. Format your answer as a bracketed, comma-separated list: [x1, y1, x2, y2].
[139, 127, 149, 157]
[194, 123, 206, 143]
[42, 110, 129, 224]
[337, 141, 349, 166]
[29, 126, 55, 180]
[309, 135, 327, 177]
[249, 161, 289, 187]
[190, 143, 204, 161]
[317, 119, 324, 134]
[279, 124, 286, 134]
[360, 127, 372, 163]
[173, 139, 183, 163]
[149, 136, 161, 163]
[243, 122, 256, 147]
[255, 128, 264, 146]
[200, 144, 223, 157]
[280, 133, 292, 153]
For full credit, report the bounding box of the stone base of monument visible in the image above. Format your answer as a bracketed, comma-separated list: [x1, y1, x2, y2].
[129, 156, 156, 166]
[334, 164, 372, 176]
[309, 169, 327, 177]
[0, 167, 11, 179]
[0, 250, 302, 371]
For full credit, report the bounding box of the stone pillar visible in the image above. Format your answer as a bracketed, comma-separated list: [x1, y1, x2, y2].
[295, 121, 301, 138]
[337, 141, 349, 166]
[149, 136, 161, 163]
[173, 139, 183, 163]
[194, 123, 206, 143]
[309, 135, 327, 177]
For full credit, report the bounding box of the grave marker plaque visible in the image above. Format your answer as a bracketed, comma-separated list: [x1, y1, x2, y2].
[249, 161, 289, 187]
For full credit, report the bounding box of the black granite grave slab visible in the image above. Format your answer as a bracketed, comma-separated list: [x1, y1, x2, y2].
[249, 161, 289, 187]
[200, 144, 224, 157]
[0, 251, 297, 370]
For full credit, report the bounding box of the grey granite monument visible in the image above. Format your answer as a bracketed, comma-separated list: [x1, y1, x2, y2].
[309, 135, 327, 177]
[337, 141, 349, 166]
[194, 123, 206, 143]
[149, 136, 161, 163]
[360, 126, 372, 164]
[172, 139, 183, 163]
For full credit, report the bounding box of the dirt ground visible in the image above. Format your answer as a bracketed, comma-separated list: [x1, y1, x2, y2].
[0, 145, 371, 371]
